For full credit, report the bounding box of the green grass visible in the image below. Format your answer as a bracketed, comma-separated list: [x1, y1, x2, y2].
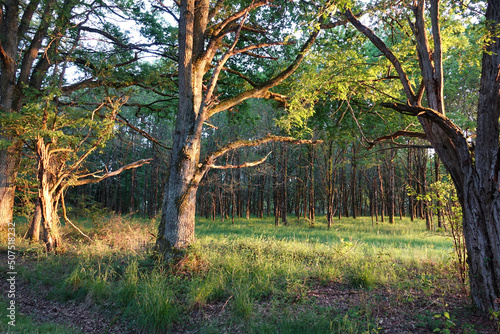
[3, 214, 471, 333]
[197, 215, 454, 263]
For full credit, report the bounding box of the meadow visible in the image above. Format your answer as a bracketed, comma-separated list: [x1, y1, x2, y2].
[0, 214, 496, 333]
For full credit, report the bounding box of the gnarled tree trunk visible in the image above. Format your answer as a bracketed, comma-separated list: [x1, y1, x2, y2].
[346, 0, 500, 311]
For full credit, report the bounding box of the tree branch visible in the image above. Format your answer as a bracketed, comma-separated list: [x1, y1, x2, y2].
[344, 9, 417, 104]
[209, 0, 268, 37]
[380, 102, 465, 145]
[197, 134, 322, 178]
[61, 191, 93, 242]
[222, 67, 258, 87]
[366, 130, 427, 149]
[116, 114, 172, 150]
[79, 26, 130, 49]
[211, 152, 272, 169]
[206, 21, 323, 118]
[72, 158, 153, 186]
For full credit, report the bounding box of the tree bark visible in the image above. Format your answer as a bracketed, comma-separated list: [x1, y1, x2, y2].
[0, 144, 21, 230]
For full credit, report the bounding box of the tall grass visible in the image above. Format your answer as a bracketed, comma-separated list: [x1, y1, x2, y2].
[7, 214, 462, 333]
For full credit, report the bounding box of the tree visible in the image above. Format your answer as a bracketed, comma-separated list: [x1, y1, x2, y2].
[15, 91, 152, 251]
[0, 0, 142, 230]
[344, 0, 500, 311]
[154, 0, 340, 253]
[0, 0, 75, 229]
[1, 0, 163, 248]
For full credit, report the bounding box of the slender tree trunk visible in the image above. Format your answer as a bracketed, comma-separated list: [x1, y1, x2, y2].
[338, 161, 344, 220]
[377, 165, 385, 222]
[388, 148, 395, 224]
[246, 174, 251, 219]
[350, 144, 357, 219]
[130, 169, 136, 213]
[326, 142, 335, 229]
[308, 145, 315, 221]
[281, 144, 288, 225]
[435, 155, 443, 228]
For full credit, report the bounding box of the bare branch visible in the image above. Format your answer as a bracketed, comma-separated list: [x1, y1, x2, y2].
[366, 130, 427, 149]
[209, 0, 268, 37]
[61, 191, 93, 242]
[222, 67, 258, 87]
[232, 41, 290, 56]
[211, 152, 272, 169]
[153, 1, 179, 22]
[79, 26, 129, 49]
[73, 158, 153, 186]
[320, 19, 347, 29]
[201, 5, 251, 111]
[197, 134, 322, 178]
[207, 22, 323, 118]
[116, 114, 172, 150]
[61, 78, 101, 93]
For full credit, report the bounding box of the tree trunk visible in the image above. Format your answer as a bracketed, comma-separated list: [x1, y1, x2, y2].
[0, 144, 21, 230]
[26, 198, 42, 242]
[281, 144, 288, 225]
[347, 0, 500, 311]
[155, 0, 325, 254]
[246, 174, 251, 219]
[378, 165, 385, 222]
[350, 144, 357, 219]
[308, 145, 315, 221]
[458, 1, 500, 311]
[35, 137, 62, 252]
[435, 155, 443, 228]
[388, 148, 395, 224]
[156, 0, 204, 252]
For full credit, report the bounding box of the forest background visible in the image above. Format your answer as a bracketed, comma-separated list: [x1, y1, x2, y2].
[1, 0, 500, 332]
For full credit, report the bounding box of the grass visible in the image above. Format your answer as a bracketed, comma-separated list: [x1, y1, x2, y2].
[1, 213, 485, 333]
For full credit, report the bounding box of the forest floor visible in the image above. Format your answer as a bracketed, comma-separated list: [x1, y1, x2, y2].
[0, 215, 498, 334]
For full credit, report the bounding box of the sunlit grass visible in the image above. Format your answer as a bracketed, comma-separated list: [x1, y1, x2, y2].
[196, 215, 454, 264]
[5, 214, 463, 333]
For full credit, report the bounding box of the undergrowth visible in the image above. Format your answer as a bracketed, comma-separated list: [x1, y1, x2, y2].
[1, 214, 485, 333]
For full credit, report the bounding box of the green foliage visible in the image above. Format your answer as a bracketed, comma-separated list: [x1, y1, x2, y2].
[433, 311, 456, 334]
[344, 262, 377, 289]
[408, 179, 467, 285]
